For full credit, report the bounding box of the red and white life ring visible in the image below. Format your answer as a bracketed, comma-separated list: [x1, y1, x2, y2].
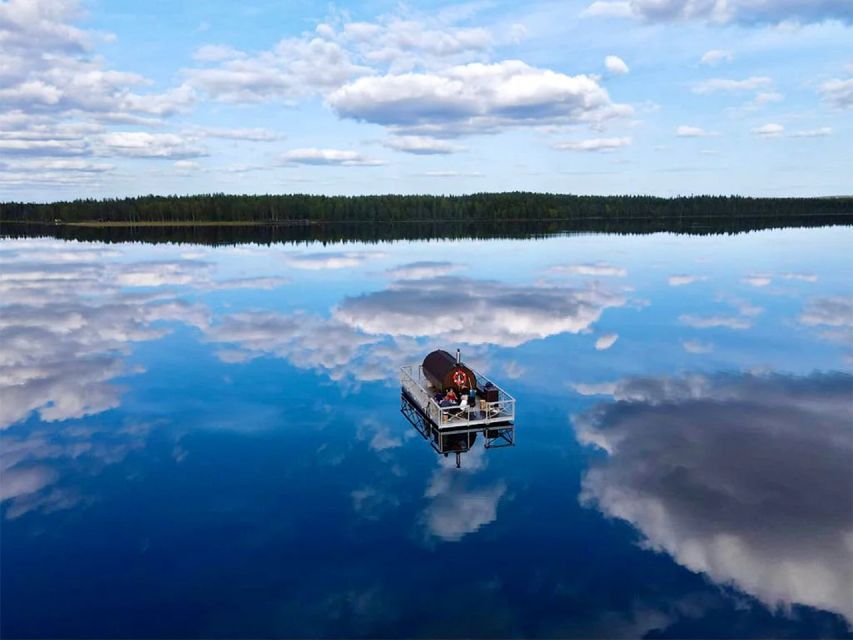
[452, 370, 468, 387]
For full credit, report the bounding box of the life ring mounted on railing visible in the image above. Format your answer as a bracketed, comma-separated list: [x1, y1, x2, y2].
[452, 370, 468, 387]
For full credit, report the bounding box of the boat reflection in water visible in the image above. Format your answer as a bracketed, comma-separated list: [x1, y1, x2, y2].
[400, 349, 516, 467]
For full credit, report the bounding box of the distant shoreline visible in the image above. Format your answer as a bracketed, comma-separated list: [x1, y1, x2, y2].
[2, 210, 852, 229]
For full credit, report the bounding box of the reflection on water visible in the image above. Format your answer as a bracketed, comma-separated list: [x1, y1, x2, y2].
[573, 371, 853, 621]
[2, 229, 852, 638]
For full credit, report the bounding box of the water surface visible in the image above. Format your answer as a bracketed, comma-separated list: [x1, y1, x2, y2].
[1, 228, 851, 638]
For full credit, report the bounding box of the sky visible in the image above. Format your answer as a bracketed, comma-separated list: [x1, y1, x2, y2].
[0, 0, 851, 201]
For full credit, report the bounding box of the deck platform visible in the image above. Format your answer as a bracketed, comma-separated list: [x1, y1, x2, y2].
[400, 364, 515, 430]
[400, 391, 514, 468]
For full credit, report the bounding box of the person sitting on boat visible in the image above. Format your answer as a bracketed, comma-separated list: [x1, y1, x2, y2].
[438, 388, 458, 408]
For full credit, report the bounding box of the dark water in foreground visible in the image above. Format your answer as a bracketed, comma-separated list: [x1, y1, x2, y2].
[1, 228, 852, 638]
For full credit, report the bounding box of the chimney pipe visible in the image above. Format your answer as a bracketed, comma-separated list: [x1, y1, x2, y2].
[456, 348, 461, 364]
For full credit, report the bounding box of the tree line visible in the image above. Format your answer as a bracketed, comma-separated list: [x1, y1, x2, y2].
[1, 192, 851, 226]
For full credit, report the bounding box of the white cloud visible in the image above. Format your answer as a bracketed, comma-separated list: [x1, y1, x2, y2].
[186, 37, 368, 103]
[0, 159, 112, 172]
[280, 148, 384, 167]
[742, 273, 772, 287]
[681, 339, 713, 353]
[700, 49, 733, 65]
[553, 136, 632, 151]
[99, 132, 208, 158]
[328, 60, 630, 139]
[799, 296, 853, 347]
[199, 127, 282, 141]
[595, 333, 619, 350]
[574, 371, 853, 621]
[781, 272, 818, 282]
[675, 125, 713, 138]
[819, 78, 853, 109]
[550, 263, 628, 277]
[0, 0, 195, 130]
[679, 314, 751, 329]
[421, 448, 505, 542]
[335, 275, 626, 347]
[668, 274, 706, 286]
[751, 123, 784, 137]
[587, 0, 853, 25]
[383, 136, 463, 155]
[693, 77, 773, 94]
[791, 127, 832, 138]
[285, 250, 386, 270]
[581, 1, 634, 18]
[0, 241, 212, 431]
[604, 55, 630, 75]
[386, 261, 462, 280]
[747, 91, 783, 108]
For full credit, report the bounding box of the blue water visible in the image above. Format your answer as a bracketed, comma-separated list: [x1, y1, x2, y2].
[1, 229, 851, 638]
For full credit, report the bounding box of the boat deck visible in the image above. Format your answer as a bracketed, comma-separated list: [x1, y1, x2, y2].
[400, 364, 515, 430]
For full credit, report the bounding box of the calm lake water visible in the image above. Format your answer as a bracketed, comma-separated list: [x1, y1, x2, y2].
[2, 227, 852, 638]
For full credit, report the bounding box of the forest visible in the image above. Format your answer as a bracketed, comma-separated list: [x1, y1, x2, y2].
[2, 192, 852, 226]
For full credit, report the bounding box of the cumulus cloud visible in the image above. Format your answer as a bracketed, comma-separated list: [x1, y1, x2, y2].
[585, 0, 853, 25]
[819, 78, 853, 109]
[550, 263, 628, 277]
[198, 127, 282, 141]
[604, 55, 630, 75]
[782, 272, 818, 282]
[280, 148, 384, 166]
[693, 77, 773, 94]
[385, 261, 462, 280]
[700, 49, 733, 65]
[553, 137, 631, 152]
[328, 60, 630, 139]
[285, 250, 387, 270]
[0, 0, 196, 180]
[799, 296, 853, 347]
[0, 241, 212, 431]
[675, 125, 714, 138]
[185, 11, 494, 104]
[751, 123, 784, 137]
[790, 127, 832, 138]
[574, 371, 853, 621]
[595, 333, 619, 350]
[383, 136, 463, 155]
[679, 314, 751, 329]
[185, 36, 368, 103]
[742, 273, 772, 286]
[334, 275, 627, 347]
[421, 448, 506, 542]
[581, 1, 634, 18]
[668, 274, 706, 286]
[99, 132, 208, 159]
[681, 339, 713, 353]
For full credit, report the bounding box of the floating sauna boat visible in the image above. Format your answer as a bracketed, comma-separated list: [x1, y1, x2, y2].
[400, 349, 515, 467]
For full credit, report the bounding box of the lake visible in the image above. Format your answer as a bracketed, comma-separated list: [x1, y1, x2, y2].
[1, 227, 851, 638]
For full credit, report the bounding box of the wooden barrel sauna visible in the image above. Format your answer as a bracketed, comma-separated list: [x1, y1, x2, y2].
[422, 349, 477, 392]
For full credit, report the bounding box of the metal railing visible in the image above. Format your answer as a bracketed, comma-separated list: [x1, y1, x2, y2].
[400, 364, 515, 428]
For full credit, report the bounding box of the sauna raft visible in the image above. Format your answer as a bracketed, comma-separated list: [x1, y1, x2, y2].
[400, 349, 515, 467]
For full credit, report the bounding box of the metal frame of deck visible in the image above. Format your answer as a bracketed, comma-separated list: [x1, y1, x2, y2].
[400, 364, 515, 430]
[400, 390, 514, 467]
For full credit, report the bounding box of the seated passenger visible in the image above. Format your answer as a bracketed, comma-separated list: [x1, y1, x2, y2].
[444, 388, 458, 404]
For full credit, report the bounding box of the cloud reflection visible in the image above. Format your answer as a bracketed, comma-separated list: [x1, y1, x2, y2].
[335, 275, 626, 347]
[421, 448, 507, 542]
[573, 371, 853, 621]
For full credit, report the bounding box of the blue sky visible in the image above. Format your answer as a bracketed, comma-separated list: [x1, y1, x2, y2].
[1, 0, 851, 201]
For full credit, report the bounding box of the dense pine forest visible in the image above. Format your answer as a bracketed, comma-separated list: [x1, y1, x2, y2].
[2, 193, 852, 225]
